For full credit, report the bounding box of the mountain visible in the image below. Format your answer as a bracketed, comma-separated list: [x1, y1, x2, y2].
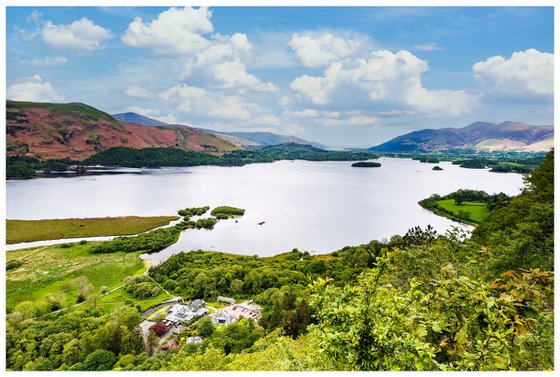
[6, 101, 240, 160]
[112, 112, 168, 126]
[212, 131, 327, 149]
[110, 112, 326, 148]
[371, 121, 554, 152]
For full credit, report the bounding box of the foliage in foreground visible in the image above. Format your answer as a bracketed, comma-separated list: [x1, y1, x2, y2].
[5, 151, 554, 371]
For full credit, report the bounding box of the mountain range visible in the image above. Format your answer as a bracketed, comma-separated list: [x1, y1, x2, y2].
[370, 121, 553, 153]
[112, 112, 325, 148]
[6, 100, 553, 161]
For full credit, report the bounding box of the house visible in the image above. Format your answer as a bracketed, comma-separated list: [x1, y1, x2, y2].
[185, 336, 203, 345]
[217, 296, 235, 305]
[163, 301, 209, 326]
[223, 300, 262, 323]
[211, 310, 236, 326]
[189, 299, 206, 311]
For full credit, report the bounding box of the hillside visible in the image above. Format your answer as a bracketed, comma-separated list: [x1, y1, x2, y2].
[6, 101, 240, 160]
[111, 111, 325, 148]
[371, 121, 553, 152]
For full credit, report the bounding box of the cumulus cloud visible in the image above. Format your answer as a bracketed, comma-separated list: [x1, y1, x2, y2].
[414, 42, 444, 52]
[123, 7, 274, 93]
[289, 32, 364, 67]
[159, 84, 256, 120]
[290, 49, 479, 117]
[181, 32, 277, 92]
[122, 7, 213, 55]
[25, 56, 68, 67]
[473, 48, 553, 98]
[125, 85, 155, 99]
[41, 17, 112, 51]
[7, 75, 64, 102]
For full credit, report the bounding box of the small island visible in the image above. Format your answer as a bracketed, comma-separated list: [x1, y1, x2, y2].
[211, 206, 246, 219]
[351, 162, 381, 168]
[432, 166, 443, 171]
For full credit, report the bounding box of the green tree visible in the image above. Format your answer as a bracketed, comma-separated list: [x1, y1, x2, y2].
[81, 349, 117, 371]
[147, 330, 159, 356]
[198, 316, 215, 338]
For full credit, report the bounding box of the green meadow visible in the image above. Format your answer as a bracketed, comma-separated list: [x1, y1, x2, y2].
[6, 242, 146, 313]
[6, 215, 179, 244]
[436, 199, 488, 223]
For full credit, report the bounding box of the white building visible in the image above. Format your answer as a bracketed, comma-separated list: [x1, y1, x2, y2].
[211, 310, 236, 326]
[163, 300, 209, 325]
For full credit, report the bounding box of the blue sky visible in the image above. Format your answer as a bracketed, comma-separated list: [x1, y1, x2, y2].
[6, 6, 554, 147]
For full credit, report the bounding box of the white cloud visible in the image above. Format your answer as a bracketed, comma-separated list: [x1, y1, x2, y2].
[473, 48, 553, 97]
[317, 115, 379, 127]
[27, 10, 42, 24]
[7, 75, 64, 102]
[181, 32, 277, 92]
[125, 106, 177, 124]
[159, 84, 256, 120]
[377, 110, 416, 117]
[125, 85, 155, 99]
[210, 60, 277, 92]
[290, 75, 330, 105]
[122, 7, 213, 55]
[414, 42, 444, 52]
[290, 49, 479, 117]
[25, 56, 68, 67]
[278, 96, 291, 108]
[289, 32, 364, 67]
[41, 17, 112, 52]
[287, 109, 341, 119]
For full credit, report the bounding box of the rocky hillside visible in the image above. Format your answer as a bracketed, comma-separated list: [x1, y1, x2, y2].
[6, 101, 240, 160]
[371, 121, 553, 152]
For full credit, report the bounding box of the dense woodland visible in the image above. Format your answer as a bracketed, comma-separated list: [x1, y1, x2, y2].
[6, 144, 377, 178]
[5, 150, 554, 371]
[7, 143, 545, 179]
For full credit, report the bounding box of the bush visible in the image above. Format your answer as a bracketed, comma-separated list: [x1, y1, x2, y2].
[91, 227, 180, 254]
[149, 322, 168, 337]
[6, 259, 23, 271]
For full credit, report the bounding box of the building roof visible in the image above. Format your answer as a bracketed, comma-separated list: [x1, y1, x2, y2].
[211, 310, 236, 325]
[163, 303, 208, 325]
[223, 300, 262, 322]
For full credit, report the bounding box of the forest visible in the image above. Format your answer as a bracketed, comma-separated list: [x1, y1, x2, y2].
[6, 143, 378, 177]
[5, 150, 554, 371]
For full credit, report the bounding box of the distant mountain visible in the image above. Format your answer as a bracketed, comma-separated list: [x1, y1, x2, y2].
[6, 101, 240, 160]
[211, 131, 327, 149]
[112, 112, 168, 126]
[111, 112, 326, 148]
[371, 121, 553, 152]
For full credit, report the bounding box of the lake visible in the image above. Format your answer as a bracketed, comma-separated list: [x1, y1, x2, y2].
[6, 158, 524, 258]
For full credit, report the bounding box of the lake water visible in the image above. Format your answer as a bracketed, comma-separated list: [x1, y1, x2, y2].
[6, 158, 524, 258]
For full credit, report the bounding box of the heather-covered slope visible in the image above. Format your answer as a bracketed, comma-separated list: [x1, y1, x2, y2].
[6, 101, 240, 160]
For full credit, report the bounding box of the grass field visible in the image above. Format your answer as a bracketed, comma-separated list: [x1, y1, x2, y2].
[98, 286, 172, 313]
[436, 199, 488, 223]
[6, 242, 146, 312]
[6, 215, 179, 244]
